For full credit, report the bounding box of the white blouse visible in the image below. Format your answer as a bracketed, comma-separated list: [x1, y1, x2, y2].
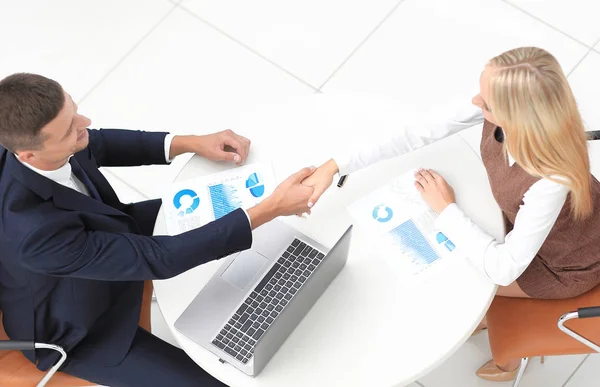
[334, 102, 569, 287]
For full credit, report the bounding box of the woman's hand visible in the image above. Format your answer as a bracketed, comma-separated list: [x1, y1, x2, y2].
[414, 169, 456, 214]
[300, 159, 340, 211]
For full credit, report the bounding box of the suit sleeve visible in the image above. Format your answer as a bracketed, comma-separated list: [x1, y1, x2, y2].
[86, 128, 170, 168]
[18, 208, 252, 281]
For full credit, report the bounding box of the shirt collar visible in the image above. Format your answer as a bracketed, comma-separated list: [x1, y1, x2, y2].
[507, 150, 516, 167]
[18, 156, 73, 186]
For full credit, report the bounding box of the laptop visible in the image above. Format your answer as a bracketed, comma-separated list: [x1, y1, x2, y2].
[175, 219, 353, 376]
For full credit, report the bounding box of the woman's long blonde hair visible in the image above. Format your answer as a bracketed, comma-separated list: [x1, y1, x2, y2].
[487, 47, 593, 220]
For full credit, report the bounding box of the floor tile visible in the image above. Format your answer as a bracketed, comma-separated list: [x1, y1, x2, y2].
[178, 0, 400, 87]
[568, 51, 600, 135]
[79, 7, 314, 199]
[567, 51, 600, 179]
[419, 331, 587, 387]
[322, 0, 588, 109]
[504, 0, 600, 47]
[0, 0, 174, 100]
[564, 354, 600, 387]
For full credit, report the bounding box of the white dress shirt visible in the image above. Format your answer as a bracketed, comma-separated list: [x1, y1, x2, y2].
[20, 133, 253, 227]
[334, 102, 569, 286]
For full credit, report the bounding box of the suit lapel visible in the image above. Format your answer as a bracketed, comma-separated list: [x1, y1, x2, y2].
[6, 151, 126, 218]
[72, 153, 122, 205]
[51, 183, 125, 217]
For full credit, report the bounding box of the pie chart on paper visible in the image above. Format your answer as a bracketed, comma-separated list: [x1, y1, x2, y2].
[373, 204, 393, 223]
[245, 172, 265, 198]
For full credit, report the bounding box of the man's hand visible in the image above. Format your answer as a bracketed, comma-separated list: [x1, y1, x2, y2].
[170, 130, 251, 165]
[247, 167, 316, 229]
[300, 159, 339, 209]
[414, 169, 456, 214]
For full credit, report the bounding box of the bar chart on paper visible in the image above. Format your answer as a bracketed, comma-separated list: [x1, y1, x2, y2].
[389, 220, 440, 265]
[209, 183, 243, 219]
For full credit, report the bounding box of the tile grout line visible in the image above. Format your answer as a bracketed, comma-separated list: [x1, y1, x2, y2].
[561, 354, 590, 387]
[101, 168, 151, 200]
[566, 37, 600, 78]
[174, 3, 320, 93]
[593, 38, 600, 55]
[317, 0, 408, 91]
[500, 0, 592, 50]
[78, 3, 180, 104]
[414, 381, 425, 387]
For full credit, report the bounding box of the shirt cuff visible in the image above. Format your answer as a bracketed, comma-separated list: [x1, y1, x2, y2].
[332, 154, 351, 177]
[242, 208, 252, 228]
[164, 133, 175, 163]
[435, 203, 494, 276]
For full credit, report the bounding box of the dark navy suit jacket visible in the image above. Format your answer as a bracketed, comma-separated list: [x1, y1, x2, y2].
[0, 129, 252, 370]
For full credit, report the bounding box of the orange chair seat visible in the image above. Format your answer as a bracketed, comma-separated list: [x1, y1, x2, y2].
[0, 280, 153, 387]
[487, 284, 600, 365]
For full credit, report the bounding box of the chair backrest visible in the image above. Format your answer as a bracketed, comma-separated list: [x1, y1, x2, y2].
[0, 310, 9, 340]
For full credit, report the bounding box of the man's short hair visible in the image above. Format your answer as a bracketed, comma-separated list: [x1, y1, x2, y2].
[0, 73, 64, 152]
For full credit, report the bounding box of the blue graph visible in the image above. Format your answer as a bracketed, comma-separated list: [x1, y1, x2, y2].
[389, 220, 440, 265]
[173, 189, 200, 217]
[245, 172, 265, 198]
[209, 183, 243, 219]
[372, 204, 393, 223]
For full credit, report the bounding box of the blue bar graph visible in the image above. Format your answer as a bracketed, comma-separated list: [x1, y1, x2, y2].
[389, 220, 440, 265]
[209, 183, 243, 219]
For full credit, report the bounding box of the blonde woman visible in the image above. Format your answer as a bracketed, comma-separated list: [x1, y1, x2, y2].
[302, 47, 600, 381]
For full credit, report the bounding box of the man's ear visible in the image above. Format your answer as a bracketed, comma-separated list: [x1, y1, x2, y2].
[16, 150, 36, 163]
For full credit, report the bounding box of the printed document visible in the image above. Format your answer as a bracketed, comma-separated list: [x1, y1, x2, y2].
[162, 161, 275, 235]
[348, 169, 457, 280]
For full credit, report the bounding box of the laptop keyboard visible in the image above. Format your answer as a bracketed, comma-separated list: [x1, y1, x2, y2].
[211, 238, 325, 364]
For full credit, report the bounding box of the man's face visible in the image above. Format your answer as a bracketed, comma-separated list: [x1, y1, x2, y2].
[19, 90, 92, 167]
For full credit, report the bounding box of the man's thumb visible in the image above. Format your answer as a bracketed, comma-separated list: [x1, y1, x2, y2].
[293, 165, 316, 181]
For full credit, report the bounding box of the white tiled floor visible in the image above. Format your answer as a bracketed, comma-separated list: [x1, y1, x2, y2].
[321, 0, 589, 104]
[503, 0, 600, 46]
[564, 354, 600, 387]
[178, 0, 401, 88]
[0, 0, 174, 100]
[6, 0, 600, 385]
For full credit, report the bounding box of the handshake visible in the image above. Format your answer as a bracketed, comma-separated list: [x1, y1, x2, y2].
[246, 159, 340, 230]
[195, 128, 341, 229]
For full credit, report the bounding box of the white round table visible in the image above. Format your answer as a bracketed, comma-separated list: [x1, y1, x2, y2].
[153, 94, 505, 387]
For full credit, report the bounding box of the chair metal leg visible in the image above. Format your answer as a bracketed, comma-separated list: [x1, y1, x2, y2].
[34, 343, 67, 387]
[558, 312, 600, 353]
[512, 358, 529, 387]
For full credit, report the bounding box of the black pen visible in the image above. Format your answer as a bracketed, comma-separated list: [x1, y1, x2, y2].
[337, 175, 348, 187]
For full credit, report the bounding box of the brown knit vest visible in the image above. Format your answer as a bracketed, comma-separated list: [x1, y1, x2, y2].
[480, 120, 600, 298]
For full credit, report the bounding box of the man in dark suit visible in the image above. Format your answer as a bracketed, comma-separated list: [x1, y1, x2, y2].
[0, 73, 316, 387]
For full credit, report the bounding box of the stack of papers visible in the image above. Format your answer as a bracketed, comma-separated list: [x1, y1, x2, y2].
[162, 161, 276, 235]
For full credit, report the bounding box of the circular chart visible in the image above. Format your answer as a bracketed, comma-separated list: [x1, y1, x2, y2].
[372, 205, 393, 223]
[173, 189, 200, 216]
[245, 172, 265, 198]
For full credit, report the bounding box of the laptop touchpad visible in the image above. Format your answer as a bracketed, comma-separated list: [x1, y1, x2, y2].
[221, 251, 268, 290]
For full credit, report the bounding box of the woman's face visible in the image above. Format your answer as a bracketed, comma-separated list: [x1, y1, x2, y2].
[472, 67, 499, 126]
